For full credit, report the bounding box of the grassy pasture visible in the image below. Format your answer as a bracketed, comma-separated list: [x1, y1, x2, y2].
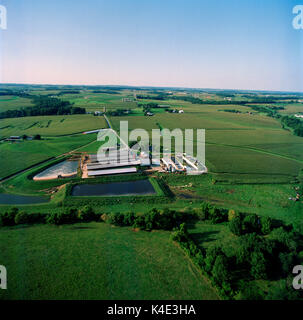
[279, 103, 303, 115]
[0, 222, 219, 300]
[164, 174, 303, 225]
[188, 221, 239, 252]
[0, 114, 107, 138]
[0, 96, 34, 112]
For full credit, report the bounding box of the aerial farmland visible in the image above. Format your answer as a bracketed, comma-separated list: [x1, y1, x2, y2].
[0, 84, 303, 301]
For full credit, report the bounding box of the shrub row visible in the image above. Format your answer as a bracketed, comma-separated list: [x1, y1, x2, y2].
[0, 207, 45, 226]
[46, 206, 98, 225]
[106, 208, 187, 231]
[0, 207, 187, 231]
[0, 206, 98, 227]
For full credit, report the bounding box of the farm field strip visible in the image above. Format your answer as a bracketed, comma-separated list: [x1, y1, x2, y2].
[0, 114, 107, 138]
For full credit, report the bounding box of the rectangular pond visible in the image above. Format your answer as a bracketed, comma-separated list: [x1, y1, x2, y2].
[0, 194, 49, 205]
[71, 179, 156, 197]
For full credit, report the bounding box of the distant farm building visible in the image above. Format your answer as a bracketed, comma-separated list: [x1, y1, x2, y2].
[5, 136, 22, 142]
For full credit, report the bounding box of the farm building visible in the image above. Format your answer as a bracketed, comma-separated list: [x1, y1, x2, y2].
[5, 136, 22, 142]
[87, 167, 137, 177]
[83, 151, 140, 177]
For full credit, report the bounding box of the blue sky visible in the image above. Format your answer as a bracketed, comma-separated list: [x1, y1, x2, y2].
[0, 0, 302, 91]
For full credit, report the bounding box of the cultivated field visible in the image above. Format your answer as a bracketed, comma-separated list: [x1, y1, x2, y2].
[0, 96, 34, 112]
[0, 114, 107, 138]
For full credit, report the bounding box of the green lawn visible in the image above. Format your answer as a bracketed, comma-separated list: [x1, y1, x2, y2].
[0, 222, 219, 300]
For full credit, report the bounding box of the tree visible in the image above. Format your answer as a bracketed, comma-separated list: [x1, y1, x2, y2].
[0, 207, 18, 226]
[270, 227, 299, 252]
[211, 254, 230, 285]
[200, 202, 212, 220]
[242, 214, 259, 233]
[228, 209, 238, 221]
[208, 207, 227, 224]
[46, 208, 77, 225]
[250, 251, 268, 279]
[229, 216, 243, 236]
[123, 212, 135, 226]
[78, 206, 95, 222]
[279, 252, 296, 276]
[266, 280, 301, 300]
[204, 247, 223, 273]
[260, 216, 272, 235]
[14, 211, 30, 225]
[33, 134, 41, 140]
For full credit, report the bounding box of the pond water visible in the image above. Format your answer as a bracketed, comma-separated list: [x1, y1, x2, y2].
[33, 160, 78, 180]
[72, 179, 156, 197]
[0, 194, 49, 205]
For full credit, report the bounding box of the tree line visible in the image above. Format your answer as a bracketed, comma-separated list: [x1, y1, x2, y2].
[0, 96, 86, 119]
[281, 115, 303, 137]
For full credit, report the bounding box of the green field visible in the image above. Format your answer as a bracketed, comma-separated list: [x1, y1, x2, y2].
[0, 134, 96, 179]
[0, 222, 219, 300]
[110, 101, 303, 179]
[0, 96, 34, 112]
[0, 114, 107, 138]
[61, 91, 138, 112]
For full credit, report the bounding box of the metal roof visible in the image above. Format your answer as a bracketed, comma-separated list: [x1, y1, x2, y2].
[87, 167, 137, 176]
[87, 161, 140, 170]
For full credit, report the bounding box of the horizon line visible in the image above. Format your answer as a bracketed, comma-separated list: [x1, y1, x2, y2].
[1, 82, 303, 95]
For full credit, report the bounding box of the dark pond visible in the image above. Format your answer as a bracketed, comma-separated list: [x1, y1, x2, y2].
[0, 194, 49, 205]
[72, 179, 156, 197]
